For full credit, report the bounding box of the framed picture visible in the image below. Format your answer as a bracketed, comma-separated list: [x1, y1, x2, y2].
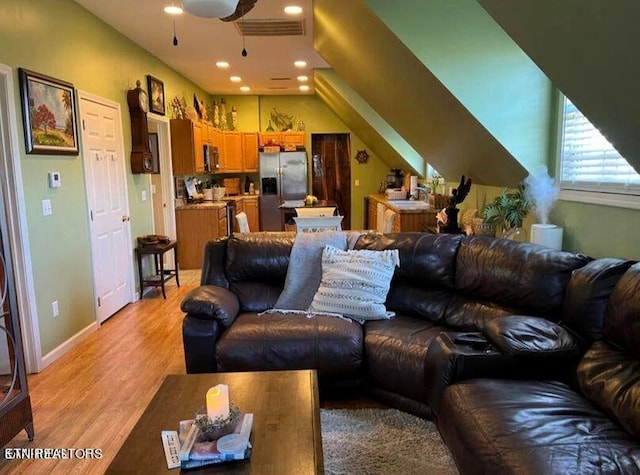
[149, 132, 160, 174]
[147, 75, 165, 115]
[18, 68, 79, 155]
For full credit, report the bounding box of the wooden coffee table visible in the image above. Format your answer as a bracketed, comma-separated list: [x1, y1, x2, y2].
[107, 370, 323, 474]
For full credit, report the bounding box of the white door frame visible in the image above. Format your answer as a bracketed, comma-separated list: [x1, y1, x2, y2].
[0, 64, 42, 372]
[148, 113, 176, 242]
[78, 90, 136, 313]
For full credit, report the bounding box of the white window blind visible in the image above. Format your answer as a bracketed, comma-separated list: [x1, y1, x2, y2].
[561, 97, 640, 195]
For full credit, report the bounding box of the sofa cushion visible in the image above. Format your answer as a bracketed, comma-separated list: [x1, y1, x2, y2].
[364, 315, 446, 403]
[452, 235, 589, 324]
[215, 312, 363, 379]
[562, 258, 634, 342]
[438, 379, 640, 475]
[578, 341, 640, 439]
[603, 263, 640, 359]
[354, 233, 463, 321]
[274, 231, 347, 311]
[308, 246, 399, 320]
[226, 232, 294, 284]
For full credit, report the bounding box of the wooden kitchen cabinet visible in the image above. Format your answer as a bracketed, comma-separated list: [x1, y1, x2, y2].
[243, 197, 259, 232]
[170, 119, 206, 175]
[258, 131, 305, 148]
[221, 131, 243, 173]
[242, 132, 259, 172]
[282, 132, 305, 147]
[176, 206, 227, 269]
[367, 198, 378, 230]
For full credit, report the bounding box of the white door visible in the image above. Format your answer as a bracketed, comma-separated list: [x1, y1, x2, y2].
[79, 94, 133, 323]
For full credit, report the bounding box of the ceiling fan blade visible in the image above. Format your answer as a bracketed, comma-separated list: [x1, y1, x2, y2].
[219, 0, 257, 22]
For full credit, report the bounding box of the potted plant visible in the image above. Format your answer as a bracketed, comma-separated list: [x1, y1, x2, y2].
[482, 185, 533, 240]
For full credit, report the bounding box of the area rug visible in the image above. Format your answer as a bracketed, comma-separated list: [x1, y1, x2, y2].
[321, 408, 459, 475]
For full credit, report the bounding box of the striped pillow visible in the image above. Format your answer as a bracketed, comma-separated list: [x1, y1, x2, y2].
[308, 246, 400, 320]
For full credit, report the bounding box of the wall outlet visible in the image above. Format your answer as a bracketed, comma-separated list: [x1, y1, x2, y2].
[52, 300, 59, 318]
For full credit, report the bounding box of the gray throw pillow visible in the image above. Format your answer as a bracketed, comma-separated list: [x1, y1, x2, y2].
[274, 231, 348, 311]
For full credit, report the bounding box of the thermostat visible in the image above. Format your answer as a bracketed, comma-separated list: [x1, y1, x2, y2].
[48, 172, 61, 188]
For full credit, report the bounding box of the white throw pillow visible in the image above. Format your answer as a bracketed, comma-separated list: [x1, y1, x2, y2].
[308, 245, 400, 320]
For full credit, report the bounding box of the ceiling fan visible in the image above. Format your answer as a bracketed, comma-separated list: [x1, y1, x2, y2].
[181, 0, 257, 21]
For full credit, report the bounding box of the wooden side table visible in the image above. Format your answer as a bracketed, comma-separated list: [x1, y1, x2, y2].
[135, 240, 179, 299]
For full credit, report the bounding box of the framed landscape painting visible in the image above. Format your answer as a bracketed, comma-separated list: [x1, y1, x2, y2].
[19, 69, 78, 155]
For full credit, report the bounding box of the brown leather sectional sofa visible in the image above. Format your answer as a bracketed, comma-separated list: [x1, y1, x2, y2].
[181, 231, 640, 474]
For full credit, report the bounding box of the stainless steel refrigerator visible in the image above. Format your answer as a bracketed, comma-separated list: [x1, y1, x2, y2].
[259, 151, 308, 231]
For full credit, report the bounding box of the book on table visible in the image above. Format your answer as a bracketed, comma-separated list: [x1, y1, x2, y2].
[162, 413, 253, 470]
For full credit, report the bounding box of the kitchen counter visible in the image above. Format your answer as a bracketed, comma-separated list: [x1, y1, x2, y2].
[368, 194, 436, 213]
[367, 194, 437, 232]
[175, 194, 260, 210]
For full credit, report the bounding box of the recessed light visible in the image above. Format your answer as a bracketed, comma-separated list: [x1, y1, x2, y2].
[294, 60, 307, 68]
[240, 86, 251, 92]
[230, 76, 242, 82]
[216, 61, 230, 68]
[284, 5, 303, 15]
[297, 75, 309, 82]
[299, 85, 310, 92]
[164, 5, 183, 14]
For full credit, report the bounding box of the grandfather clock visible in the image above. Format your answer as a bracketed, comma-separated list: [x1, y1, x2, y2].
[127, 80, 154, 173]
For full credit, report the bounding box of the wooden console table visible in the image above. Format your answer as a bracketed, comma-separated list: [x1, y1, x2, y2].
[135, 240, 179, 299]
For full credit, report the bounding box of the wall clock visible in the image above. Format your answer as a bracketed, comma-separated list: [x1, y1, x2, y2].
[127, 80, 154, 174]
[355, 149, 370, 164]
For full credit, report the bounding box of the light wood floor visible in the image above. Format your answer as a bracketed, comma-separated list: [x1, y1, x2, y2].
[0, 270, 201, 475]
[0, 269, 385, 474]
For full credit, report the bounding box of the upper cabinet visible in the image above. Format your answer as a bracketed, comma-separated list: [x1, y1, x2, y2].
[221, 131, 243, 173]
[170, 119, 261, 174]
[242, 132, 259, 172]
[259, 132, 305, 148]
[170, 119, 206, 175]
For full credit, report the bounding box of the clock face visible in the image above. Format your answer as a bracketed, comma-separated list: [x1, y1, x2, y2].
[139, 90, 148, 113]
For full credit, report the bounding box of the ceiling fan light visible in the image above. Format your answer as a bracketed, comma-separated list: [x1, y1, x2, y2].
[182, 0, 240, 18]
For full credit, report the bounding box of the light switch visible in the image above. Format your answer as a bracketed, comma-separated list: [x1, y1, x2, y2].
[355, 179, 360, 187]
[141, 190, 147, 201]
[42, 199, 52, 216]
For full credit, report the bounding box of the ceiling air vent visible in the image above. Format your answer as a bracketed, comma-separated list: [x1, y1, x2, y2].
[235, 19, 306, 36]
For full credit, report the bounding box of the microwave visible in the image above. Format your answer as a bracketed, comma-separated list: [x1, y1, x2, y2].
[203, 144, 220, 172]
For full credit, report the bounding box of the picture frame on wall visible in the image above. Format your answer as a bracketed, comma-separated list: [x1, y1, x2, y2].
[149, 132, 160, 174]
[18, 68, 79, 155]
[147, 75, 165, 115]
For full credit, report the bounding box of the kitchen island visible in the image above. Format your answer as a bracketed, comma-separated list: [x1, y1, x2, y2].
[175, 195, 260, 269]
[367, 194, 438, 232]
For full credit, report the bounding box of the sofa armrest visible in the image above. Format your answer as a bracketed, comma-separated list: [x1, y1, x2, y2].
[425, 332, 515, 416]
[180, 285, 239, 327]
[182, 316, 221, 374]
[482, 315, 580, 359]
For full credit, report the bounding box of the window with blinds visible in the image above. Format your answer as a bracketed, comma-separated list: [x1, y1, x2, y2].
[561, 97, 640, 195]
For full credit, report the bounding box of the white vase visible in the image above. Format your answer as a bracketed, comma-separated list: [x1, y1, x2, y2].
[530, 224, 563, 250]
[204, 188, 214, 201]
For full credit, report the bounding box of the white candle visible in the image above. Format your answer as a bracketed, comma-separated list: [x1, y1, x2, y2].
[206, 384, 230, 422]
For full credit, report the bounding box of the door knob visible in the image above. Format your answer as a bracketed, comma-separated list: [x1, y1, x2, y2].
[122, 215, 130, 222]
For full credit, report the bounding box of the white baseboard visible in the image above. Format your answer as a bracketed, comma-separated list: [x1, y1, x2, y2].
[40, 321, 100, 371]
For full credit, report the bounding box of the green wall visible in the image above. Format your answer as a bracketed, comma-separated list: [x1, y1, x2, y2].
[218, 94, 389, 228]
[366, 0, 553, 172]
[0, 0, 211, 355]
